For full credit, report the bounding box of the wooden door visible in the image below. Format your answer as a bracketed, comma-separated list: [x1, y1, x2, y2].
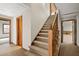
[16, 16, 22, 47]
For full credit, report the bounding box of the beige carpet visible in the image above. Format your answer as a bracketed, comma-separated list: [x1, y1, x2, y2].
[0, 43, 39, 56]
[2, 43, 79, 56]
[59, 44, 79, 56]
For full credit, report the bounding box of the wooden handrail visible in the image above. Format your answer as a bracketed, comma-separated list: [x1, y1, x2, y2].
[52, 13, 58, 29]
[48, 11, 59, 56]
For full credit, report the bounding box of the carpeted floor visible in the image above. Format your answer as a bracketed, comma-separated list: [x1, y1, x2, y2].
[0, 43, 27, 56]
[59, 44, 79, 56]
[0, 43, 39, 56]
[1, 43, 79, 56]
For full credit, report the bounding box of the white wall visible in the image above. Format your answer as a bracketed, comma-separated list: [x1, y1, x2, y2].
[0, 4, 31, 50]
[10, 3, 50, 50]
[0, 20, 9, 38]
[11, 17, 17, 45]
[22, 4, 50, 49]
[31, 3, 50, 42]
[22, 8, 31, 50]
[11, 7, 31, 50]
[76, 15, 79, 46]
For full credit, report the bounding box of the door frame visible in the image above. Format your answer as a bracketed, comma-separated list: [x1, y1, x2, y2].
[0, 18, 11, 44]
[16, 16, 22, 47]
[61, 19, 77, 45]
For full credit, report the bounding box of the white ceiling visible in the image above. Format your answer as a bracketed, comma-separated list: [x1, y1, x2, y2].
[0, 3, 31, 17]
[3, 3, 79, 18]
[55, 3, 79, 19]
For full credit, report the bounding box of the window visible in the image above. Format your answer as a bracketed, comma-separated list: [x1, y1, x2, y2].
[3, 24, 10, 34]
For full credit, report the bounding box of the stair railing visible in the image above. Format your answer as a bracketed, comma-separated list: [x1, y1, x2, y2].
[48, 11, 59, 56]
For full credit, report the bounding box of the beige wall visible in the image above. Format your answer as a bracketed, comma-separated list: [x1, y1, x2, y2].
[76, 15, 79, 46]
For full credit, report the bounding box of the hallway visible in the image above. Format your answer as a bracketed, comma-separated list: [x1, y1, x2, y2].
[59, 44, 79, 56]
[63, 33, 72, 44]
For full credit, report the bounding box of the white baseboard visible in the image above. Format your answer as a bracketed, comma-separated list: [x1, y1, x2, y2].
[77, 43, 79, 46]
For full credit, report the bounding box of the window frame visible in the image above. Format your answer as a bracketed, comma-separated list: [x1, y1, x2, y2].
[2, 24, 10, 34]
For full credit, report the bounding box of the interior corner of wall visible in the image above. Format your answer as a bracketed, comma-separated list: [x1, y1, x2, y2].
[77, 42, 79, 46]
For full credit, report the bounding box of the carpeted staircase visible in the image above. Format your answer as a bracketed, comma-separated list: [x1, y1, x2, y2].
[28, 15, 55, 56]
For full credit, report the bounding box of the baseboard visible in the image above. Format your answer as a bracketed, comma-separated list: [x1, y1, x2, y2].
[10, 42, 17, 46]
[0, 37, 9, 39]
[77, 43, 79, 46]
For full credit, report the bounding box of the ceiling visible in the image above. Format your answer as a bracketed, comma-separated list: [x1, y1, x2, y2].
[0, 3, 31, 17]
[55, 3, 79, 19]
[1, 3, 79, 19]
[2, 3, 79, 19]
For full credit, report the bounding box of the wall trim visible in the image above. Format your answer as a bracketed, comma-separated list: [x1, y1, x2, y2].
[0, 37, 9, 39]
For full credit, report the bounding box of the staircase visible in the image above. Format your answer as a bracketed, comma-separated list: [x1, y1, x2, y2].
[28, 15, 56, 56]
[30, 25, 49, 56]
[26, 11, 59, 56]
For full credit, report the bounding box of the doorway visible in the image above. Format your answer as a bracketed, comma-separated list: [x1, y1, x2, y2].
[16, 16, 22, 47]
[0, 19, 11, 44]
[61, 19, 77, 45]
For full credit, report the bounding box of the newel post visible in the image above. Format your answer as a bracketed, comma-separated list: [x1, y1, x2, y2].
[48, 30, 53, 56]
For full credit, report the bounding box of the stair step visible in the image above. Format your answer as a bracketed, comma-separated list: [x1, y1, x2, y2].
[36, 36, 48, 43]
[33, 41, 48, 49]
[40, 30, 48, 33]
[39, 33, 48, 37]
[29, 15, 55, 56]
[42, 27, 50, 30]
[30, 45, 48, 56]
[37, 36, 48, 40]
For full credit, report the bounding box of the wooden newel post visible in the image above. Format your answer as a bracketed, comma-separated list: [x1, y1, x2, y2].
[48, 30, 53, 56]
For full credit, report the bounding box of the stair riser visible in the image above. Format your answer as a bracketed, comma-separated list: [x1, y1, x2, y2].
[39, 34, 48, 37]
[33, 42, 48, 49]
[42, 27, 50, 30]
[37, 39, 48, 43]
[43, 26, 49, 27]
[40, 31, 48, 33]
[44, 24, 51, 25]
[36, 37, 48, 42]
